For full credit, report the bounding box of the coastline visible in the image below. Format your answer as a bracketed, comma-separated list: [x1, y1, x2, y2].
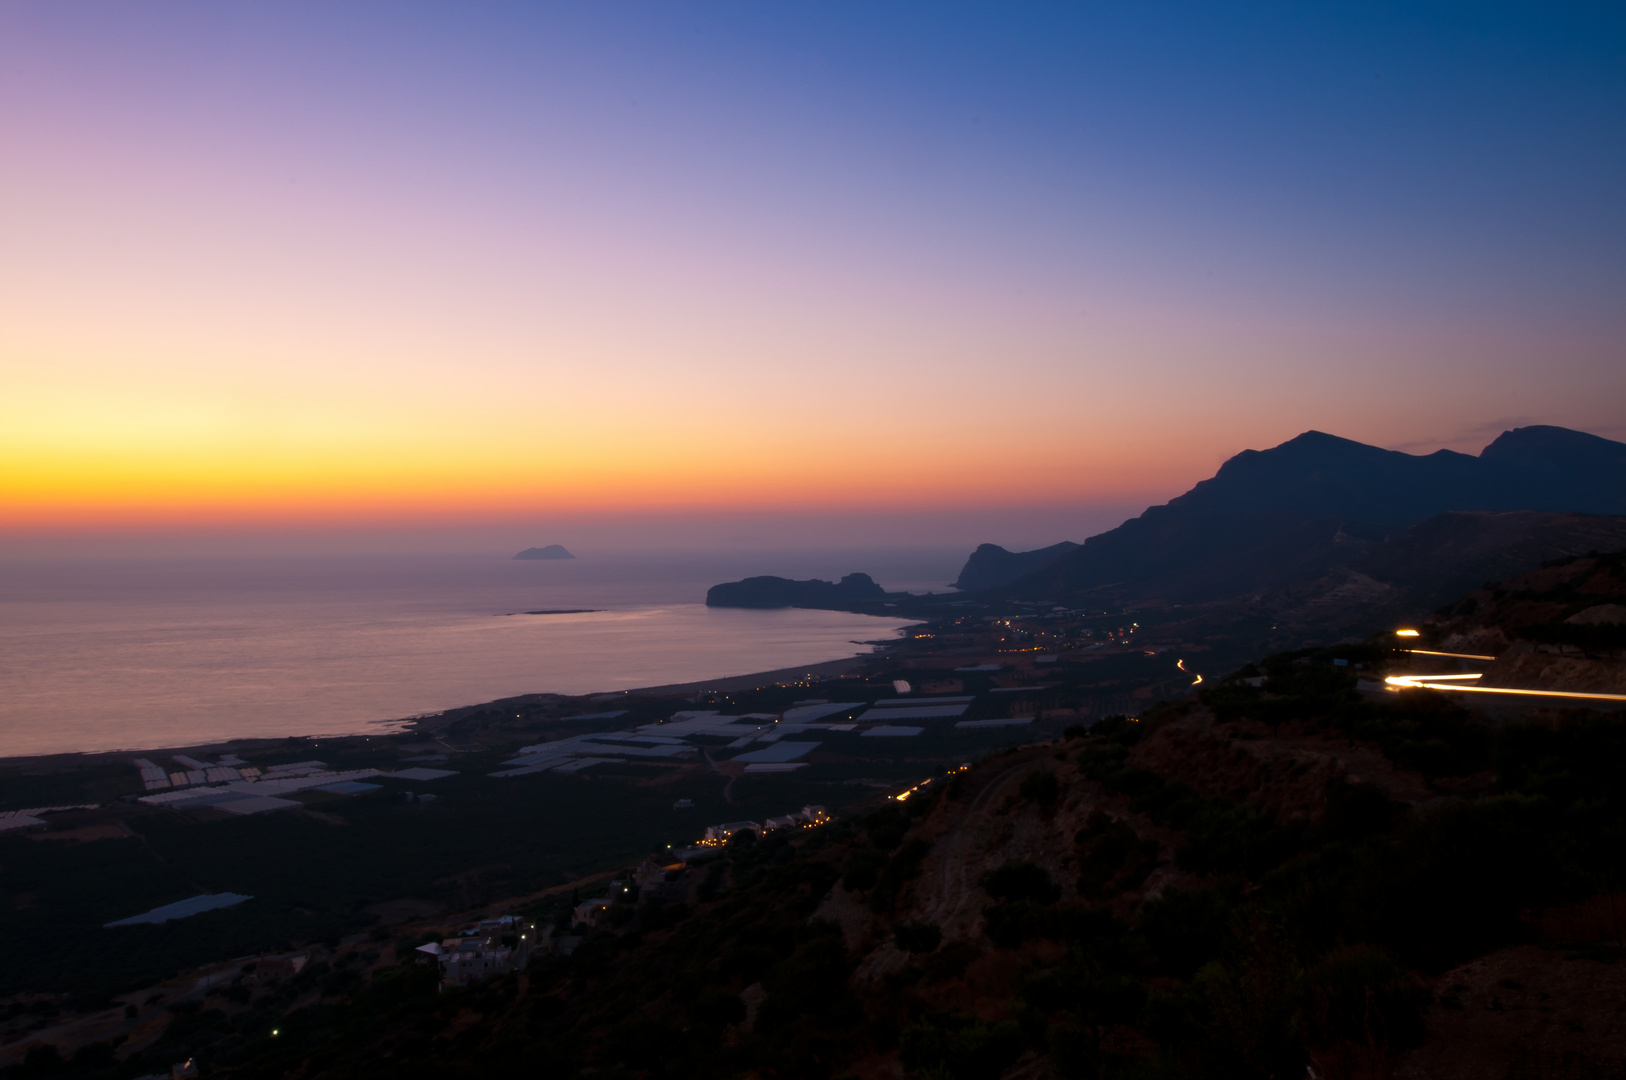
[0, 647, 900, 777]
[2, 556, 930, 762]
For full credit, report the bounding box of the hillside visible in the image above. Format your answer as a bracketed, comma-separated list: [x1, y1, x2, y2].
[953, 542, 1081, 592]
[1122, 511, 1626, 658]
[705, 427, 1626, 654]
[999, 426, 1626, 610]
[8, 539, 1626, 1080]
[1426, 547, 1626, 696]
[49, 624, 1626, 1080]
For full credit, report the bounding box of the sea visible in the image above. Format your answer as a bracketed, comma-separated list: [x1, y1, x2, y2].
[0, 548, 962, 759]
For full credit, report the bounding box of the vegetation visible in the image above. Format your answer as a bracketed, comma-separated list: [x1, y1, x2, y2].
[7, 604, 1626, 1077]
[163, 658, 1621, 1078]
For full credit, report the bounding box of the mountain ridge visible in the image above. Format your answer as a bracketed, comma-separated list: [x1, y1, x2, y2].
[996, 424, 1626, 610]
[706, 425, 1626, 655]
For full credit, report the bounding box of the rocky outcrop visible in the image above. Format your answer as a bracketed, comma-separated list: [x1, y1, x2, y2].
[953, 542, 1080, 592]
[1408, 549, 1626, 697]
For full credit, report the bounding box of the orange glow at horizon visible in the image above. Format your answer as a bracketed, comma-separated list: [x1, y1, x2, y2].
[1, 349, 1222, 528]
[0, 445, 1186, 529]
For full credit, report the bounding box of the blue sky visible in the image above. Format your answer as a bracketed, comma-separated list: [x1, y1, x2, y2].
[2, 2, 1623, 547]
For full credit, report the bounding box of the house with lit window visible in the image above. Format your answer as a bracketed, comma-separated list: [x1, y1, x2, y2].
[415, 916, 535, 990]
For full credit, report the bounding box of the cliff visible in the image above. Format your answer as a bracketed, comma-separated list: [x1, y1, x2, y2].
[952, 541, 1080, 592]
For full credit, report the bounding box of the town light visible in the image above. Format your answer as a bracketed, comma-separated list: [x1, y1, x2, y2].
[1395, 629, 1421, 637]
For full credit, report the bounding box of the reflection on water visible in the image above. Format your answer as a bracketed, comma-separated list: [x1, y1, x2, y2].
[0, 550, 952, 757]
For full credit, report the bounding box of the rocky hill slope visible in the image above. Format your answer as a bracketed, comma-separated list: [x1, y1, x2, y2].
[99, 626, 1626, 1080]
[953, 542, 1081, 592]
[1426, 547, 1626, 696]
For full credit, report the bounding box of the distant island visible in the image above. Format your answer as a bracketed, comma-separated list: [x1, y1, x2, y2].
[513, 545, 574, 560]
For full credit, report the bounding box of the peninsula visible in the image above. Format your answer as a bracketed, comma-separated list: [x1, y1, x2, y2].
[704, 571, 897, 610]
[706, 425, 1626, 659]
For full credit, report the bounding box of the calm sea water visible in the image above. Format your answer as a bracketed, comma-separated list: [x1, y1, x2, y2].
[0, 548, 961, 758]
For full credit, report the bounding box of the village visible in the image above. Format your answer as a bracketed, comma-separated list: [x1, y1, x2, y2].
[408, 803, 834, 990]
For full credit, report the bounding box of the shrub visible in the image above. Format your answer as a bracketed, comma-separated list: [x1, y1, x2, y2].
[899, 1016, 1024, 1080]
[1075, 810, 1158, 898]
[1141, 887, 1238, 977]
[1305, 944, 1426, 1051]
[894, 922, 943, 954]
[1019, 770, 1061, 811]
[841, 848, 886, 893]
[981, 862, 1060, 905]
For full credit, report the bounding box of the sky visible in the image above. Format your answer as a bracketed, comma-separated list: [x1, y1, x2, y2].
[3, 2, 1624, 552]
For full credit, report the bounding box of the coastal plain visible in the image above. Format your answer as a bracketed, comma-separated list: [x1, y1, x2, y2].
[0, 607, 1173, 1048]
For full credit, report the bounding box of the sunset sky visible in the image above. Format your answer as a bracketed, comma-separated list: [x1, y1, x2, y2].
[3, 3, 1624, 548]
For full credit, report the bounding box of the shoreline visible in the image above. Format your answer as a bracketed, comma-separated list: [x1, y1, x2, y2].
[0, 646, 904, 776]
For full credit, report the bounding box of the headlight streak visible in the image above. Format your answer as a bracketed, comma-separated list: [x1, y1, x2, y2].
[1384, 674, 1626, 702]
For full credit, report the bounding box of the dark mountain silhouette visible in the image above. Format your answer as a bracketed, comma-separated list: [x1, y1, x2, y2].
[1000, 426, 1626, 610]
[706, 572, 891, 609]
[703, 425, 1626, 653]
[1476, 425, 1626, 513]
[1157, 426, 1626, 524]
[953, 541, 1080, 592]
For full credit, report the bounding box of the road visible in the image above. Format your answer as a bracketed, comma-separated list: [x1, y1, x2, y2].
[915, 752, 1049, 941]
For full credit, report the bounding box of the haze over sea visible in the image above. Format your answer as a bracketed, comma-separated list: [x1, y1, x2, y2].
[0, 548, 952, 759]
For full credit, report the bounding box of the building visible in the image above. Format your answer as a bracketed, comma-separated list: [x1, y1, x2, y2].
[702, 821, 761, 845]
[414, 916, 536, 990]
[572, 897, 613, 927]
[538, 926, 583, 956]
[253, 952, 311, 983]
[632, 857, 685, 889]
